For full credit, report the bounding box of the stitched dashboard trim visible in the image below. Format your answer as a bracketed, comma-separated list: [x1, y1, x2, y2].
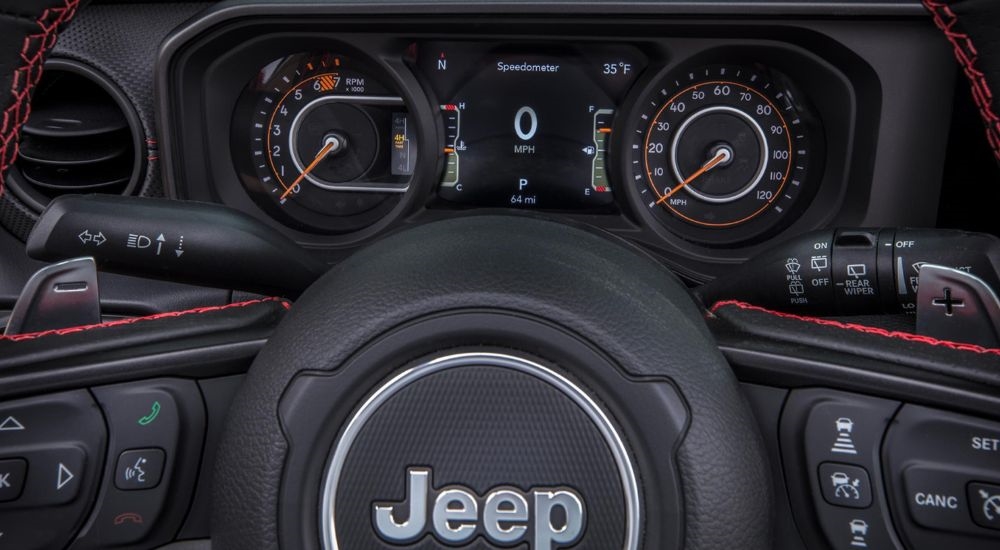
[924, 0, 1000, 161]
[1, 296, 291, 342]
[0, 0, 81, 197]
[710, 299, 1000, 356]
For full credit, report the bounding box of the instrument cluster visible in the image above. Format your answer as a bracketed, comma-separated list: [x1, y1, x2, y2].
[163, 20, 877, 280]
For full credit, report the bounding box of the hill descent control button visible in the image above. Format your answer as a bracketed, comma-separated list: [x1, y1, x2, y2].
[819, 463, 872, 509]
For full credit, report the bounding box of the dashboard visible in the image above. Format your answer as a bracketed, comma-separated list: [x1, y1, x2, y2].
[3, 3, 1000, 550]
[158, 8, 954, 281]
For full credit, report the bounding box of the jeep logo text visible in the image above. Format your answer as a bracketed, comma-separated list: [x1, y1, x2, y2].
[373, 467, 586, 548]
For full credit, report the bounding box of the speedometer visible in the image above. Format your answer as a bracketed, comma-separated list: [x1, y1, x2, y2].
[628, 64, 816, 245]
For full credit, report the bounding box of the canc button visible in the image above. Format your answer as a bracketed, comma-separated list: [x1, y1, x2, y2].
[903, 466, 972, 533]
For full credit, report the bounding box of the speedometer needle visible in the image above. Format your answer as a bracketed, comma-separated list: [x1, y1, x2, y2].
[280, 139, 337, 201]
[656, 148, 731, 205]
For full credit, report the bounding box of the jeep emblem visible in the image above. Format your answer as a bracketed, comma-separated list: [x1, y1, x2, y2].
[373, 467, 586, 548]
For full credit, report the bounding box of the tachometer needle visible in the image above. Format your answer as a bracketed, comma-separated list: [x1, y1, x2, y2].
[656, 148, 731, 205]
[280, 139, 337, 201]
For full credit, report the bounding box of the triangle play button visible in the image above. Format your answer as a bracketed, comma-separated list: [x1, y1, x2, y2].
[0, 416, 24, 431]
[57, 463, 74, 490]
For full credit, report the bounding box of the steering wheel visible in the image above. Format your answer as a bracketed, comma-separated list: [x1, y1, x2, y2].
[1, 1, 999, 549]
[211, 215, 770, 549]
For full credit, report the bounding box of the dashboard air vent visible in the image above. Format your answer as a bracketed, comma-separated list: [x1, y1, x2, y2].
[9, 59, 142, 210]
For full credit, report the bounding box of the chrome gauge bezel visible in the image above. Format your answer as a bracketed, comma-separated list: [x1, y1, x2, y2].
[231, 49, 424, 236]
[622, 62, 821, 247]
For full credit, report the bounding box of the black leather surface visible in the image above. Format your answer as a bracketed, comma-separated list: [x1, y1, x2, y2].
[0, 2, 208, 239]
[214, 215, 771, 550]
[925, 0, 1000, 163]
[51, 2, 210, 199]
[711, 302, 1000, 384]
[0, 0, 84, 190]
[0, 297, 288, 376]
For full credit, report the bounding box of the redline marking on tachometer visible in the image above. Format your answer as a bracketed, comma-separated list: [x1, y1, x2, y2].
[318, 74, 337, 91]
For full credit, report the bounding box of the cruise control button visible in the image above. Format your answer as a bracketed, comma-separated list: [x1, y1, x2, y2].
[115, 449, 165, 490]
[885, 405, 1000, 548]
[819, 462, 872, 508]
[0, 458, 27, 502]
[903, 466, 971, 532]
[969, 482, 1000, 531]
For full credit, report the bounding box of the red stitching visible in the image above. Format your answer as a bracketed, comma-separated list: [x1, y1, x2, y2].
[924, 0, 1000, 162]
[710, 299, 1000, 356]
[1, 297, 291, 342]
[0, 0, 81, 197]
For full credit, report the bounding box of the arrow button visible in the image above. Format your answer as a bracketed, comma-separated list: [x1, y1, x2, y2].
[56, 463, 74, 491]
[0, 416, 24, 432]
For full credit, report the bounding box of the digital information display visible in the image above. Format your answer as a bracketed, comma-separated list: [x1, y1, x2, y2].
[416, 42, 645, 209]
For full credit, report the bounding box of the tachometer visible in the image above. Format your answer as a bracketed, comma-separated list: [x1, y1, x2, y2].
[233, 52, 417, 234]
[628, 64, 815, 245]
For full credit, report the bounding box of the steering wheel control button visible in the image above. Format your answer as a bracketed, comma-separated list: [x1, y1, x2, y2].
[23, 447, 85, 505]
[819, 463, 872, 508]
[69, 379, 205, 549]
[902, 466, 973, 532]
[0, 391, 106, 550]
[884, 405, 1000, 548]
[969, 482, 1000, 530]
[0, 458, 27, 502]
[114, 448, 165, 490]
[781, 389, 900, 550]
[783, 389, 899, 466]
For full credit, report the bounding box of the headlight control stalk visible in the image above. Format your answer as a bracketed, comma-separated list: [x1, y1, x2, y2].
[25, 195, 327, 298]
[698, 228, 1000, 347]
